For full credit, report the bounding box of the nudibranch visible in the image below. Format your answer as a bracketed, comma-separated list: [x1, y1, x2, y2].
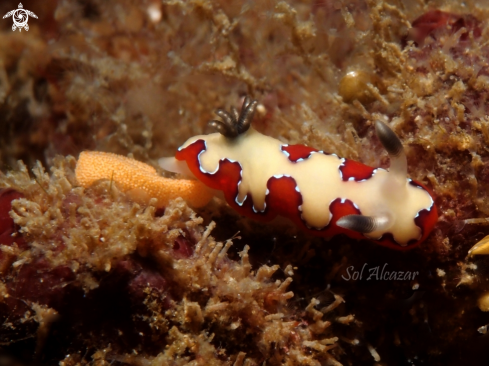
[160, 97, 438, 250]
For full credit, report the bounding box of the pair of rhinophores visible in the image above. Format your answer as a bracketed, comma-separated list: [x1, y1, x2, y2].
[159, 97, 438, 250]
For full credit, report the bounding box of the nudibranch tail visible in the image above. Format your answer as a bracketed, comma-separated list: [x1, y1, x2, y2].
[76, 151, 213, 208]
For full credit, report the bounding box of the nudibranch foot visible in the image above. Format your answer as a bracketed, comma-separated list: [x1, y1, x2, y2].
[158, 156, 195, 179]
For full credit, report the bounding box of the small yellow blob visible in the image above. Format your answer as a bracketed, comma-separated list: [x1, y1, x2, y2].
[75, 151, 213, 208]
[468, 235, 489, 257]
[478, 292, 489, 312]
[338, 70, 376, 104]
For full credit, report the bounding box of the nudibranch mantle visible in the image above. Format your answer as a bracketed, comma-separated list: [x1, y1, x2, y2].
[175, 127, 433, 246]
[161, 97, 438, 250]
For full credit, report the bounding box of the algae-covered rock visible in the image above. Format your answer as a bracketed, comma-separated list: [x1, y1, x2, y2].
[2, 0, 489, 365]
